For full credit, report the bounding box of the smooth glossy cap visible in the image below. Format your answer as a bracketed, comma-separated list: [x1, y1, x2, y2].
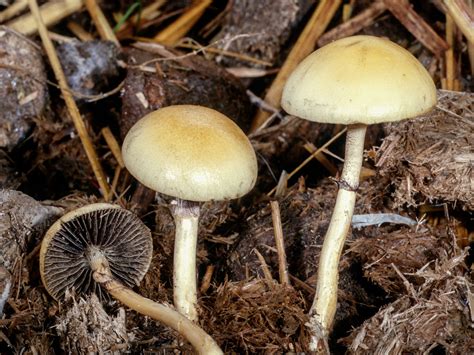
[122, 105, 258, 202]
[281, 35, 437, 125]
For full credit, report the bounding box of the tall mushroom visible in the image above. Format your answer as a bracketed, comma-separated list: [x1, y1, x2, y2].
[40, 203, 223, 355]
[122, 105, 258, 321]
[281, 35, 437, 346]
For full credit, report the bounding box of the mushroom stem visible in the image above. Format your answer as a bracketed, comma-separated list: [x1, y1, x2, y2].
[308, 124, 367, 343]
[91, 252, 223, 355]
[171, 199, 200, 321]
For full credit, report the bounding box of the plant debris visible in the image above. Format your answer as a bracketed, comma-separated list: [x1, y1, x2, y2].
[201, 279, 310, 353]
[0, 0, 472, 353]
[376, 90, 474, 210]
[348, 224, 453, 295]
[56, 291, 133, 354]
[345, 247, 474, 354]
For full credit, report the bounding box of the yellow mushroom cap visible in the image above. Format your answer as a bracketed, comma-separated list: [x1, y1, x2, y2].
[122, 105, 258, 202]
[281, 35, 437, 125]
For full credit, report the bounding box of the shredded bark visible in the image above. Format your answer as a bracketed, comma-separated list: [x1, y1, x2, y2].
[201, 279, 311, 353]
[344, 248, 474, 354]
[348, 224, 453, 294]
[56, 291, 133, 353]
[376, 90, 474, 210]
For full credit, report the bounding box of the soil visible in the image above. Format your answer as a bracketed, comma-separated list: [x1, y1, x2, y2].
[0, 1, 473, 354]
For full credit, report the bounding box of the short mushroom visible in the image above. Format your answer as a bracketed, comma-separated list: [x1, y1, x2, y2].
[281, 35, 437, 346]
[40, 203, 223, 355]
[122, 105, 258, 321]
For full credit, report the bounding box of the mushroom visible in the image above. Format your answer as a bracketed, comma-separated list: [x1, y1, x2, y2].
[122, 105, 258, 321]
[40, 203, 223, 355]
[281, 35, 437, 345]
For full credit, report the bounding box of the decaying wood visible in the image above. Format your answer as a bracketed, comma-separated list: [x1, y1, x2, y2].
[7, 0, 84, 35]
[27, 0, 110, 198]
[318, 0, 387, 47]
[251, 0, 342, 132]
[384, 0, 449, 57]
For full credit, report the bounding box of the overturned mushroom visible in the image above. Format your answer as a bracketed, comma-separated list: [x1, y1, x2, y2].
[281, 35, 437, 348]
[40, 203, 223, 354]
[122, 105, 258, 321]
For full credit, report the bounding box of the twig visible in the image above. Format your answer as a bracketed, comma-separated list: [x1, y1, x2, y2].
[199, 264, 215, 293]
[270, 201, 290, 285]
[274, 170, 288, 197]
[67, 20, 94, 41]
[443, 13, 457, 90]
[101, 127, 125, 168]
[27, 0, 110, 198]
[250, 0, 342, 132]
[391, 263, 418, 299]
[342, 1, 354, 22]
[254, 249, 274, 282]
[267, 127, 347, 196]
[0, 0, 28, 23]
[177, 41, 272, 66]
[467, 0, 474, 76]
[85, 0, 119, 46]
[443, 0, 474, 43]
[384, 0, 449, 57]
[154, 0, 212, 45]
[318, 1, 387, 46]
[289, 274, 315, 295]
[131, 34, 265, 69]
[8, 0, 84, 35]
[109, 166, 121, 201]
[303, 143, 338, 176]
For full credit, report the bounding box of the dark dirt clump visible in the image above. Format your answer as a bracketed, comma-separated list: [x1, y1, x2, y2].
[0, 26, 48, 150]
[120, 45, 252, 138]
